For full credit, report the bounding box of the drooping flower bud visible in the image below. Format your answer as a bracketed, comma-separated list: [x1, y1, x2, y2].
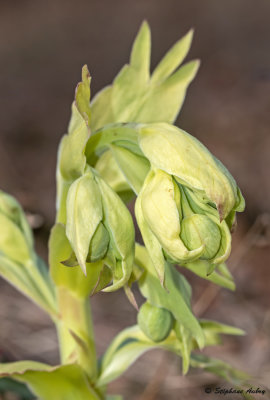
[136, 165, 241, 281]
[65, 169, 135, 291]
[138, 123, 245, 221]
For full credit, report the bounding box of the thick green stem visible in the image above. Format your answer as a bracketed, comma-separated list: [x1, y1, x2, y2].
[56, 287, 97, 381]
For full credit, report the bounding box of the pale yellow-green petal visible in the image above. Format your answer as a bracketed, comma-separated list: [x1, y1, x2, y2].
[140, 170, 204, 263]
[139, 123, 237, 219]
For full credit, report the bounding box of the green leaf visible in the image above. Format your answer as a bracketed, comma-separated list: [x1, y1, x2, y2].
[0, 191, 33, 248]
[99, 336, 157, 386]
[136, 245, 205, 349]
[58, 108, 89, 183]
[90, 25, 197, 129]
[199, 319, 245, 348]
[75, 64, 91, 124]
[66, 172, 103, 275]
[110, 144, 150, 194]
[130, 21, 151, 82]
[133, 59, 199, 124]
[184, 260, 235, 290]
[174, 322, 193, 374]
[0, 362, 101, 400]
[49, 223, 104, 298]
[151, 29, 194, 84]
[56, 66, 91, 223]
[98, 326, 161, 386]
[0, 256, 56, 317]
[98, 324, 190, 387]
[111, 22, 151, 122]
[58, 66, 91, 183]
[0, 213, 31, 264]
[200, 319, 245, 336]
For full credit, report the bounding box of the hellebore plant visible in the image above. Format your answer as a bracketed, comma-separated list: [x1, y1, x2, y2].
[0, 22, 250, 399]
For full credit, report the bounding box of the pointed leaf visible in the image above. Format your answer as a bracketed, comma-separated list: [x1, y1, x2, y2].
[0, 362, 100, 400]
[184, 260, 235, 290]
[151, 29, 194, 84]
[135, 60, 200, 123]
[200, 319, 245, 336]
[174, 322, 193, 374]
[130, 21, 151, 82]
[75, 65, 91, 124]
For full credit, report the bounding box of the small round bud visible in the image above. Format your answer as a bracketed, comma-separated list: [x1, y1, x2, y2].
[138, 302, 173, 342]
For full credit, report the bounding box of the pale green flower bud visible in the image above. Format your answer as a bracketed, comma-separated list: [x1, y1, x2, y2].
[65, 169, 135, 291]
[179, 185, 231, 266]
[138, 123, 245, 220]
[137, 301, 173, 342]
[137, 169, 204, 267]
[136, 168, 234, 281]
[181, 215, 221, 259]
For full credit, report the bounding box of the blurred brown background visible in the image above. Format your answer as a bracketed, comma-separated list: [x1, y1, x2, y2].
[0, 1, 270, 399]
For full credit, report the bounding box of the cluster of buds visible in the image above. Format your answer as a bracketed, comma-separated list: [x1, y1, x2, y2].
[135, 123, 245, 282]
[55, 24, 245, 292]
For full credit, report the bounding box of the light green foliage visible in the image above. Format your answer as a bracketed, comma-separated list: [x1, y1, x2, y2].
[137, 302, 173, 342]
[184, 260, 236, 290]
[98, 318, 246, 386]
[0, 191, 56, 316]
[56, 65, 91, 223]
[0, 362, 100, 400]
[174, 322, 193, 374]
[90, 22, 199, 130]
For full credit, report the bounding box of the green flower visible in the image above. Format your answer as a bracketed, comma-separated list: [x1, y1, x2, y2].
[135, 123, 245, 282]
[65, 169, 135, 291]
[138, 122, 244, 220]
